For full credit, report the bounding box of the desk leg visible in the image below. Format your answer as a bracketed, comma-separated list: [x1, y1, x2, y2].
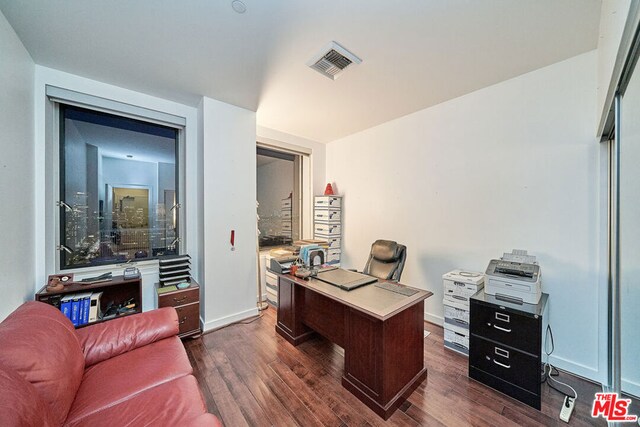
[342, 301, 426, 420]
[276, 277, 315, 345]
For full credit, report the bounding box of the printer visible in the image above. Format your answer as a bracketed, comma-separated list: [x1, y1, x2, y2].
[485, 250, 541, 304]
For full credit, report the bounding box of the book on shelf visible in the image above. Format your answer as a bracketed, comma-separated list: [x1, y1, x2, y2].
[71, 295, 81, 326]
[58, 292, 103, 326]
[60, 295, 73, 320]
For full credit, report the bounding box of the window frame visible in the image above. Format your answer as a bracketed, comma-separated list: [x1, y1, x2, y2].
[256, 142, 308, 247]
[52, 101, 186, 272]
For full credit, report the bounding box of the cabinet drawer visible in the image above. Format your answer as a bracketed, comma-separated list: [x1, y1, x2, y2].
[314, 224, 341, 236]
[469, 335, 540, 394]
[265, 272, 278, 288]
[314, 209, 341, 223]
[175, 303, 200, 335]
[314, 196, 341, 209]
[470, 300, 539, 355]
[159, 287, 199, 308]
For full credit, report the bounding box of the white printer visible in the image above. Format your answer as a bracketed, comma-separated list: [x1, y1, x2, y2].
[485, 250, 542, 304]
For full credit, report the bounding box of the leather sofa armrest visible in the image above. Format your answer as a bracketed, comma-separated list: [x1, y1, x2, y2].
[77, 307, 179, 367]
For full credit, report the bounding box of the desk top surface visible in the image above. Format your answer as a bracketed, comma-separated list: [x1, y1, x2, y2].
[278, 273, 432, 321]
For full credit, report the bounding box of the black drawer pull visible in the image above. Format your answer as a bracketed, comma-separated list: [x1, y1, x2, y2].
[493, 359, 511, 369]
[495, 312, 510, 323]
[173, 296, 188, 303]
[493, 324, 511, 333]
[495, 347, 510, 358]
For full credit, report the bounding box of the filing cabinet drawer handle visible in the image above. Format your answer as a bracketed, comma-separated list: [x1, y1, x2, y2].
[493, 359, 511, 369]
[179, 316, 187, 324]
[173, 296, 188, 303]
[495, 347, 510, 358]
[493, 324, 512, 333]
[495, 312, 510, 323]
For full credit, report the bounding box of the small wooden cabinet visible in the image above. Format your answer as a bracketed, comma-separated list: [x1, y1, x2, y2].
[156, 280, 201, 339]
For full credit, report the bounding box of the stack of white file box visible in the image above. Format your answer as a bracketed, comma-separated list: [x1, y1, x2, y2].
[313, 195, 342, 266]
[442, 270, 485, 356]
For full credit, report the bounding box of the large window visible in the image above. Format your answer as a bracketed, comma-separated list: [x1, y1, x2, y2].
[257, 146, 302, 248]
[59, 105, 180, 269]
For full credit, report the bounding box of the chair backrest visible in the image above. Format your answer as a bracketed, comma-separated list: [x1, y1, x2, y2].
[363, 239, 407, 282]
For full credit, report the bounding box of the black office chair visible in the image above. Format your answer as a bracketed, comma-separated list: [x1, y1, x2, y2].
[362, 240, 407, 282]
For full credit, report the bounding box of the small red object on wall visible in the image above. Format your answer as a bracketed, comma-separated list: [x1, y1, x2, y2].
[324, 183, 334, 195]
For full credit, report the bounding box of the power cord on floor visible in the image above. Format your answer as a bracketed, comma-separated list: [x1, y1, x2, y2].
[543, 325, 578, 400]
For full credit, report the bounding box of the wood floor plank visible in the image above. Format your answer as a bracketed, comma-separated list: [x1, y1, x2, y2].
[269, 360, 345, 427]
[184, 339, 223, 419]
[210, 348, 273, 426]
[199, 347, 251, 426]
[266, 374, 326, 427]
[184, 307, 606, 427]
[223, 338, 302, 427]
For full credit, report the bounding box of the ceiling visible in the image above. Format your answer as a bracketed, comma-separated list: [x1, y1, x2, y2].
[0, 1, 602, 142]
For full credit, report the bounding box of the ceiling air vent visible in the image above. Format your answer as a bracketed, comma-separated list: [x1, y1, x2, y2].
[307, 41, 362, 80]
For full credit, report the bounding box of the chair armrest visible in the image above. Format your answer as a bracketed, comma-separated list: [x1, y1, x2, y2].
[76, 307, 179, 367]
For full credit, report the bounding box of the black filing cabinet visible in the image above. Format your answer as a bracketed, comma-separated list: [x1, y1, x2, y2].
[469, 290, 548, 409]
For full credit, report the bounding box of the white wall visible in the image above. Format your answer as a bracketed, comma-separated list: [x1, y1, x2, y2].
[0, 11, 35, 320]
[326, 51, 603, 381]
[200, 97, 259, 330]
[34, 66, 200, 313]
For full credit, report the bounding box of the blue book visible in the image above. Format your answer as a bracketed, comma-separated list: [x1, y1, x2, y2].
[60, 295, 73, 322]
[80, 293, 91, 325]
[82, 294, 91, 325]
[71, 295, 81, 326]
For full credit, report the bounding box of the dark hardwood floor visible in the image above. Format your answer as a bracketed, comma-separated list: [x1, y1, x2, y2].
[184, 307, 606, 426]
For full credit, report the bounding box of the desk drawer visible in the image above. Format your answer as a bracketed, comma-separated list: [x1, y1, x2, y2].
[470, 300, 539, 355]
[469, 335, 540, 394]
[175, 302, 200, 335]
[158, 287, 199, 308]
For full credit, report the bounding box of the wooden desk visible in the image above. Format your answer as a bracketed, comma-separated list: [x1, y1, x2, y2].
[276, 273, 433, 419]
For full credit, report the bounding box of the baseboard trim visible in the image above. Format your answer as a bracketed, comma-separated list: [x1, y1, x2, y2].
[202, 307, 259, 332]
[622, 379, 640, 399]
[424, 311, 443, 327]
[547, 354, 600, 383]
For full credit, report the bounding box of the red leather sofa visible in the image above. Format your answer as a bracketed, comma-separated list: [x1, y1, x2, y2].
[0, 301, 221, 427]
